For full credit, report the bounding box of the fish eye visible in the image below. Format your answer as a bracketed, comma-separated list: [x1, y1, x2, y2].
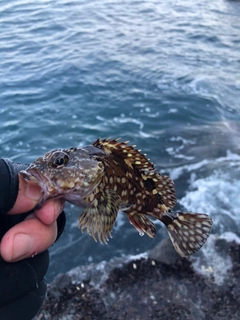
[49, 151, 69, 168]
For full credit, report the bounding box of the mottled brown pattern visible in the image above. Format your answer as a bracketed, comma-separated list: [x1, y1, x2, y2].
[21, 138, 213, 257]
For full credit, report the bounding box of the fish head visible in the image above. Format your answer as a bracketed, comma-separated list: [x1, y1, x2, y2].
[20, 147, 104, 207]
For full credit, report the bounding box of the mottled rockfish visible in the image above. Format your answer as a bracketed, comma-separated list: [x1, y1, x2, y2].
[20, 138, 213, 257]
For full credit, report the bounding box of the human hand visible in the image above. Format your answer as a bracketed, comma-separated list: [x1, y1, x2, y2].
[0, 174, 64, 262]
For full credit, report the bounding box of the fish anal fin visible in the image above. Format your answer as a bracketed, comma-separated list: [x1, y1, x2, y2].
[78, 189, 121, 243]
[161, 212, 213, 257]
[125, 211, 156, 238]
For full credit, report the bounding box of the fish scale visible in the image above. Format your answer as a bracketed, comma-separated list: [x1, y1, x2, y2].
[20, 138, 213, 257]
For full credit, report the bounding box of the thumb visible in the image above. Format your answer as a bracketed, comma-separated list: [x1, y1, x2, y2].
[8, 175, 43, 214]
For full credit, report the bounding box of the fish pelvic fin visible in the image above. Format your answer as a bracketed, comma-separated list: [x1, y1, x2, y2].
[125, 211, 156, 238]
[78, 189, 121, 243]
[161, 212, 213, 257]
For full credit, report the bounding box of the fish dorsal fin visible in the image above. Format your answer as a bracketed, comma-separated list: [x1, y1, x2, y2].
[93, 138, 177, 211]
[78, 189, 121, 243]
[142, 172, 177, 211]
[92, 138, 155, 171]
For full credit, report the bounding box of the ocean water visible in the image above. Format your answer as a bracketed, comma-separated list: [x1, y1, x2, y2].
[1, 0, 240, 282]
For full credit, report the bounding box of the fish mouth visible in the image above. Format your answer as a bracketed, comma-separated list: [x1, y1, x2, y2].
[21, 168, 50, 190]
[20, 167, 59, 207]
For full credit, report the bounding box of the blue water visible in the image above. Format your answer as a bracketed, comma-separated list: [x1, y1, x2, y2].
[1, 0, 240, 281]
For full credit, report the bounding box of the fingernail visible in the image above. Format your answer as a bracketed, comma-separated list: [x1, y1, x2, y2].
[12, 234, 34, 260]
[25, 182, 43, 201]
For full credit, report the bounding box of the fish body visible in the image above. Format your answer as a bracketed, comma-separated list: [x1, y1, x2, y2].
[21, 138, 213, 257]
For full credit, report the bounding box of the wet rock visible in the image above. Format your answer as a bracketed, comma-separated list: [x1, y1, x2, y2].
[35, 237, 240, 320]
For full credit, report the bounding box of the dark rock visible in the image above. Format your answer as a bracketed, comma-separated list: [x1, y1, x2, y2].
[35, 237, 240, 320]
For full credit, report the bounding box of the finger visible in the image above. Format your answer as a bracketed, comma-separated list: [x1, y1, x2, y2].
[34, 199, 65, 225]
[8, 175, 43, 214]
[0, 214, 58, 262]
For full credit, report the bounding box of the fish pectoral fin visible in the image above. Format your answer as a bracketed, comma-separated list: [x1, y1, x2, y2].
[161, 212, 213, 257]
[78, 190, 121, 243]
[125, 210, 156, 238]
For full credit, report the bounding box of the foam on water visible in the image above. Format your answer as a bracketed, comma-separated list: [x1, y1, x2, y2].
[172, 151, 240, 285]
[179, 169, 240, 226]
[166, 136, 196, 160]
[170, 150, 240, 180]
[219, 231, 240, 245]
[190, 234, 233, 286]
[190, 232, 240, 286]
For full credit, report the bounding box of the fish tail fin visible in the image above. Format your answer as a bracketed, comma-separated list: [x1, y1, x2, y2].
[161, 212, 213, 257]
[126, 212, 156, 238]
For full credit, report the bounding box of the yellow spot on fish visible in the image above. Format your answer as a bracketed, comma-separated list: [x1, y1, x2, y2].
[121, 177, 126, 184]
[152, 189, 158, 195]
[173, 220, 182, 228]
[89, 194, 95, 202]
[168, 224, 175, 231]
[178, 215, 185, 221]
[66, 181, 75, 188]
[57, 179, 66, 188]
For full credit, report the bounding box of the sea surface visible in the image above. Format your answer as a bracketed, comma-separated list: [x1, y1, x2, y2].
[1, 0, 240, 282]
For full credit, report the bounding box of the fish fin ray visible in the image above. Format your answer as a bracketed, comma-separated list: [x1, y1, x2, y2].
[161, 212, 213, 257]
[78, 189, 121, 243]
[125, 210, 156, 238]
[142, 172, 177, 210]
[92, 138, 156, 171]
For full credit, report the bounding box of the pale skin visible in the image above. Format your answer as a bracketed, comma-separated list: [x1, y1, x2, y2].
[0, 175, 63, 262]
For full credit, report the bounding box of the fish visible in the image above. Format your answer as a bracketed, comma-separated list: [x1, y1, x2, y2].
[20, 138, 213, 257]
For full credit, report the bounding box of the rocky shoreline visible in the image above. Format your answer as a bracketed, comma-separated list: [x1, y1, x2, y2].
[35, 236, 240, 320]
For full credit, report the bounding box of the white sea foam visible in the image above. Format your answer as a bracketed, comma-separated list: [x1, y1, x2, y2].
[175, 151, 240, 285]
[219, 231, 240, 244]
[179, 170, 240, 225]
[190, 234, 232, 286]
[170, 159, 210, 180]
[191, 233, 240, 286]
[139, 130, 154, 138]
[170, 150, 240, 180]
[113, 116, 144, 130]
